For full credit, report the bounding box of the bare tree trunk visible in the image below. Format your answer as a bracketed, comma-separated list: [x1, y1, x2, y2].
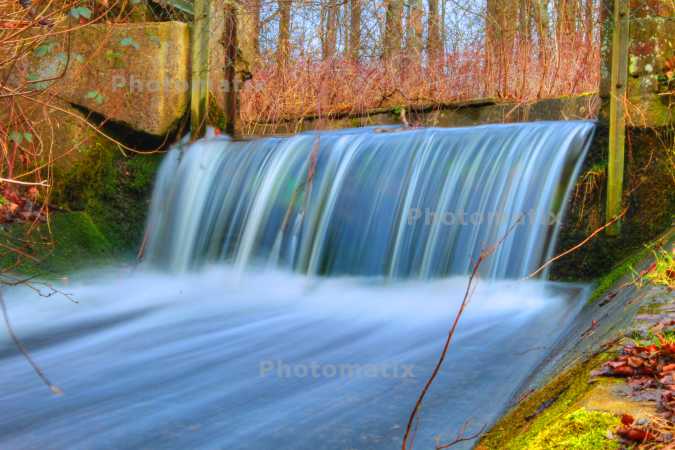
[556, 0, 580, 40]
[427, 0, 443, 61]
[322, 0, 338, 60]
[383, 0, 403, 61]
[406, 0, 424, 60]
[532, 0, 550, 97]
[485, 0, 520, 96]
[517, 0, 532, 95]
[277, 0, 291, 68]
[533, 0, 550, 59]
[440, 0, 446, 51]
[518, 0, 533, 42]
[223, 0, 238, 135]
[583, 0, 594, 45]
[239, 0, 260, 70]
[349, 0, 361, 61]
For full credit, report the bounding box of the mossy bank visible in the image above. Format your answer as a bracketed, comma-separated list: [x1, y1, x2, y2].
[479, 234, 674, 449]
[0, 137, 161, 277]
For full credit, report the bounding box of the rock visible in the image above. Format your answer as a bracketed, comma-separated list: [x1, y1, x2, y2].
[626, 16, 674, 127]
[0, 96, 101, 171]
[26, 22, 190, 136]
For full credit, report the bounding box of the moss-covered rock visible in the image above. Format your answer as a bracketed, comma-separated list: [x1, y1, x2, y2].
[50, 138, 161, 254]
[522, 408, 619, 450]
[482, 244, 674, 449]
[479, 354, 614, 449]
[0, 132, 160, 277]
[625, 16, 674, 127]
[0, 212, 113, 277]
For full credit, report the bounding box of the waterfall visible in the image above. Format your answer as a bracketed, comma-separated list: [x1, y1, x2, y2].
[0, 122, 598, 450]
[143, 121, 594, 278]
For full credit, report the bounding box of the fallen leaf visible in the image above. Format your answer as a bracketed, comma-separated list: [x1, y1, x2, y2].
[617, 426, 655, 442]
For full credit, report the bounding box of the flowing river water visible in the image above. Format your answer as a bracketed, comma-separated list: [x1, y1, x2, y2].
[1, 122, 595, 449]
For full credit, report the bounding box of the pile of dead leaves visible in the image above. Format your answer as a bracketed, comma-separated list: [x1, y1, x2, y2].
[0, 186, 46, 224]
[593, 331, 675, 446]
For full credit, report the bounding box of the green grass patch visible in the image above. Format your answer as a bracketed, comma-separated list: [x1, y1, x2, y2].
[634, 247, 675, 289]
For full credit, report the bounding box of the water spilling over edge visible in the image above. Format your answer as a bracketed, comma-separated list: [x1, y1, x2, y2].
[143, 122, 594, 278]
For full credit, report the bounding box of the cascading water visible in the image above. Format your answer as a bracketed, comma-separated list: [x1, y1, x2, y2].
[144, 121, 594, 278]
[1, 121, 595, 450]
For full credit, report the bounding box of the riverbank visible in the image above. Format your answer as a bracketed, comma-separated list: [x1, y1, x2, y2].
[479, 228, 675, 448]
[0, 140, 160, 278]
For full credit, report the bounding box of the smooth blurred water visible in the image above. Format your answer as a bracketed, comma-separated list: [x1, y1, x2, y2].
[144, 122, 594, 278]
[0, 268, 587, 450]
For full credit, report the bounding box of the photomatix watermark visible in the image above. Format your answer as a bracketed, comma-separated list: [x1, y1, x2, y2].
[259, 360, 416, 379]
[111, 75, 263, 94]
[407, 208, 560, 226]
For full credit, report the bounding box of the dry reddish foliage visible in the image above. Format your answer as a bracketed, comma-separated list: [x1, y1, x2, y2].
[239, 0, 602, 132]
[593, 327, 675, 446]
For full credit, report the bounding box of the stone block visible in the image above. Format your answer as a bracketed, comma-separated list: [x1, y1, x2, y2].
[27, 22, 190, 136]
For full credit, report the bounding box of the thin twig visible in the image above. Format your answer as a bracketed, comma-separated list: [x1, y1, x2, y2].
[524, 207, 629, 280]
[0, 177, 49, 186]
[401, 217, 522, 450]
[0, 290, 62, 395]
[435, 422, 486, 449]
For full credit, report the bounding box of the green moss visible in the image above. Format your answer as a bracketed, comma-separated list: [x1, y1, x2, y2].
[480, 353, 613, 449]
[588, 245, 652, 303]
[524, 408, 619, 450]
[588, 227, 674, 303]
[551, 127, 674, 281]
[126, 153, 162, 192]
[207, 93, 227, 131]
[51, 139, 161, 256]
[0, 212, 113, 277]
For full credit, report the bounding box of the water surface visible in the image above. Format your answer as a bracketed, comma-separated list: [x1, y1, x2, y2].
[1, 268, 586, 450]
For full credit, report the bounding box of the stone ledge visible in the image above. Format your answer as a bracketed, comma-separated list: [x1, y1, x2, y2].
[27, 22, 190, 136]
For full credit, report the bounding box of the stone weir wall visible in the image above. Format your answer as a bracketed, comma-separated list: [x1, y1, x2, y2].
[5, 5, 671, 279]
[550, 123, 673, 281]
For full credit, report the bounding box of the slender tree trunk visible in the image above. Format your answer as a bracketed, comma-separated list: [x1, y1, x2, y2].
[518, 0, 533, 42]
[532, 0, 550, 97]
[556, 0, 579, 40]
[223, 0, 238, 135]
[583, 0, 595, 45]
[486, 0, 520, 96]
[322, 0, 338, 60]
[440, 0, 446, 51]
[406, 0, 424, 60]
[277, 0, 291, 68]
[349, 0, 361, 61]
[427, 0, 442, 61]
[383, 0, 403, 61]
[533, 0, 550, 59]
[239, 0, 260, 70]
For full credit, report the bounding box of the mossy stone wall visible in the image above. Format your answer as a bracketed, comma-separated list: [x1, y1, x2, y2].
[551, 125, 674, 280]
[0, 136, 161, 278]
[51, 138, 161, 254]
